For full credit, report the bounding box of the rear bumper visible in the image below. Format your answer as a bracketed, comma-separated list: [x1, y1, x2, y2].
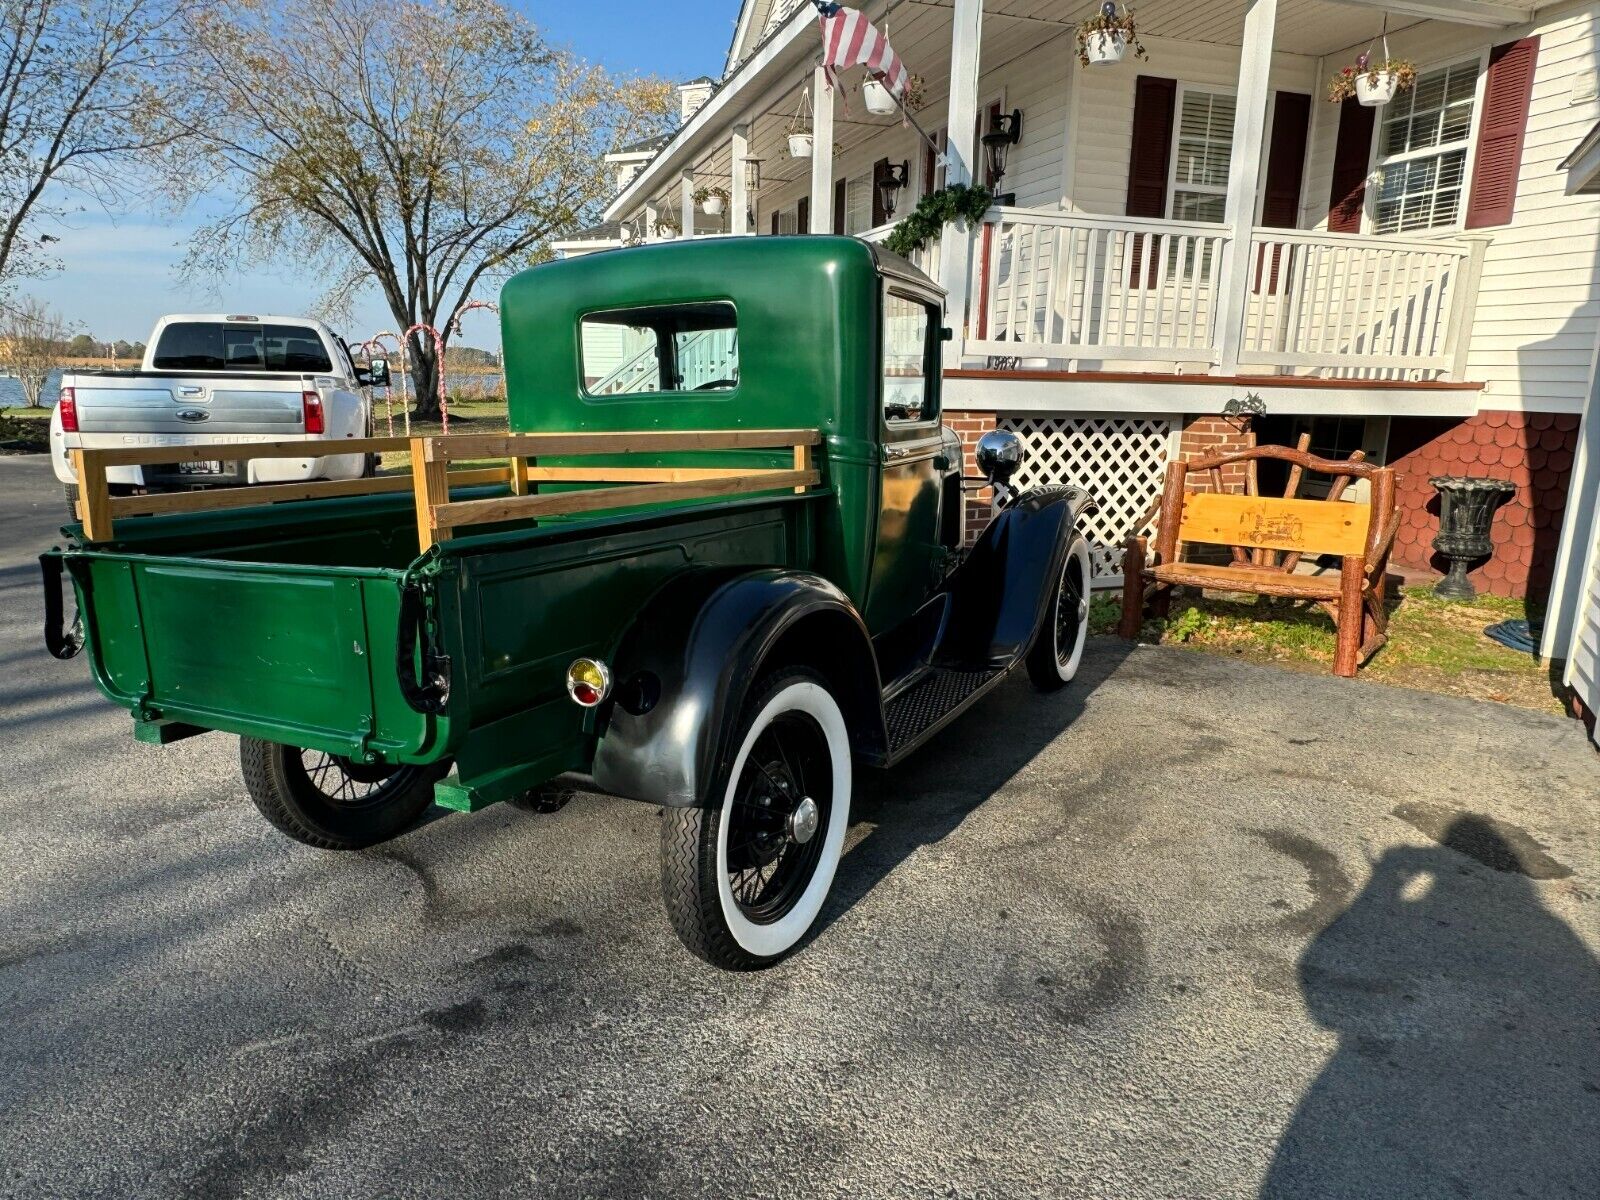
[49, 431, 363, 487]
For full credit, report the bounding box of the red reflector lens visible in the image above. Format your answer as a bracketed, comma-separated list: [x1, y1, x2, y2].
[59, 387, 78, 433]
[301, 390, 325, 434]
[571, 681, 601, 706]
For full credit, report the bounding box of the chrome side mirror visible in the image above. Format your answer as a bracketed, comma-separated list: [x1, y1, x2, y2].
[975, 429, 1023, 489]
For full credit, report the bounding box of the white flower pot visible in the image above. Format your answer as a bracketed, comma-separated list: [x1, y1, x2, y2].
[1356, 71, 1399, 107]
[1083, 31, 1126, 66]
[862, 78, 899, 116]
[702, 195, 725, 216]
[787, 133, 813, 159]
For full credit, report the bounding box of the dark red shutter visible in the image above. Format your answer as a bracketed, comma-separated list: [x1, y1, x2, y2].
[798, 196, 809, 234]
[871, 157, 891, 226]
[1326, 97, 1376, 232]
[1126, 75, 1176, 286]
[770, 210, 780, 235]
[1466, 36, 1539, 228]
[1125, 76, 1176, 218]
[833, 178, 846, 235]
[1257, 91, 1311, 293]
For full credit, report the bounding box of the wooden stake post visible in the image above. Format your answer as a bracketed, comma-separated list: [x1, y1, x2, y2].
[67, 429, 823, 552]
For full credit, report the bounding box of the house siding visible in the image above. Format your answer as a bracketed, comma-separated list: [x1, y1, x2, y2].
[1301, 6, 1600, 415]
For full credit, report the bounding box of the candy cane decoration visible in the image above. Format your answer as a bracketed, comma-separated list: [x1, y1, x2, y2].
[367, 331, 405, 436]
[450, 299, 502, 406]
[404, 322, 449, 433]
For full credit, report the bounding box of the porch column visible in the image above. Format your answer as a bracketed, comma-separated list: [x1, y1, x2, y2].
[730, 122, 751, 235]
[644, 201, 659, 243]
[937, 0, 984, 366]
[1215, 0, 1278, 374]
[809, 65, 835, 233]
[680, 170, 696, 239]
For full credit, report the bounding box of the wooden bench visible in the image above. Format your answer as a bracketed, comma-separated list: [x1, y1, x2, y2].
[1117, 445, 1399, 678]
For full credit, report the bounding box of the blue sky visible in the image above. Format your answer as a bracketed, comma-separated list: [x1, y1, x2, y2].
[27, 1, 734, 351]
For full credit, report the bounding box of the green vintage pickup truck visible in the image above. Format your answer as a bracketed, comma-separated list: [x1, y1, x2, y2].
[42, 236, 1093, 969]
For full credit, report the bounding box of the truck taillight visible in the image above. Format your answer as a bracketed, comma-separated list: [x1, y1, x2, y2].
[301, 390, 325, 434]
[58, 387, 78, 433]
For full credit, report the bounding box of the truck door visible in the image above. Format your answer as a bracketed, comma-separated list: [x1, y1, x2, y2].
[865, 289, 947, 633]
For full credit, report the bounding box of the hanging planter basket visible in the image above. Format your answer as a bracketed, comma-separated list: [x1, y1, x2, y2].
[1075, 7, 1147, 69]
[1083, 31, 1126, 65]
[694, 186, 728, 217]
[786, 89, 814, 158]
[788, 133, 814, 159]
[1356, 70, 1400, 106]
[862, 78, 899, 116]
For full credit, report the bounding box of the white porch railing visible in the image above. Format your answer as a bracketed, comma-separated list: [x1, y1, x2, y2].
[1236, 229, 1484, 377]
[860, 222, 941, 286]
[965, 209, 1230, 365]
[956, 207, 1484, 379]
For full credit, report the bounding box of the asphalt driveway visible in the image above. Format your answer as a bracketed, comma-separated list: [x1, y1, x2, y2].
[1, 454, 1597, 1199]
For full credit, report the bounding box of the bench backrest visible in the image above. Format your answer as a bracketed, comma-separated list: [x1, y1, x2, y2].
[1177, 492, 1370, 557]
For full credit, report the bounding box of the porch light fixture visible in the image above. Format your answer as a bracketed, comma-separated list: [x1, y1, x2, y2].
[982, 108, 1023, 203]
[876, 160, 909, 219]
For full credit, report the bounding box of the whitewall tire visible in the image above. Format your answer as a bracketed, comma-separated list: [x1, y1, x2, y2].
[660, 669, 852, 970]
[1026, 534, 1093, 690]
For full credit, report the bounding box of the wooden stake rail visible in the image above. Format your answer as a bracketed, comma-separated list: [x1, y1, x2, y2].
[69, 429, 822, 551]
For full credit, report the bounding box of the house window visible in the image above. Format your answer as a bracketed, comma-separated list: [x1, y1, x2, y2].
[1169, 87, 1236, 224]
[1372, 59, 1480, 233]
[844, 172, 873, 234]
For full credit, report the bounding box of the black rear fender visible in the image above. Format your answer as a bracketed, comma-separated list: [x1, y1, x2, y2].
[592, 569, 885, 808]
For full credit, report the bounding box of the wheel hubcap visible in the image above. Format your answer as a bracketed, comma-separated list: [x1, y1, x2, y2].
[788, 796, 820, 844]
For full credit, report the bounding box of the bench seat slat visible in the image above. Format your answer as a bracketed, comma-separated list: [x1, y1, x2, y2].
[1146, 562, 1352, 601]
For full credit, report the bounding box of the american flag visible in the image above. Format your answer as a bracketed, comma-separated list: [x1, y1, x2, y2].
[816, 3, 908, 99]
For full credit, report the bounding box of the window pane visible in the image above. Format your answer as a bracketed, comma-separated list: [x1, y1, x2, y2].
[1171, 190, 1225, 223]
[1373, 60, 1478, 234]
[1174, 90, 1234, 190]
[882, 293, 931, 423]
[580, 302, 737, 396]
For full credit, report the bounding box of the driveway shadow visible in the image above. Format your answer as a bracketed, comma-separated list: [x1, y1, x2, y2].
[1262, 816, 1600, 1198]
[812, 636, 1134, 939]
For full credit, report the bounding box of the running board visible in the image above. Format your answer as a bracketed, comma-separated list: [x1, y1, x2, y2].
[882, 665, 1005, 764]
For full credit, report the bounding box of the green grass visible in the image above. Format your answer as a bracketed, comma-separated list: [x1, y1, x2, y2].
[1106, 583, 1559, 713]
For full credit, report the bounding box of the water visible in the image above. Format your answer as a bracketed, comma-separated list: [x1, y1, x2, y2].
[0, 369, 64, 411]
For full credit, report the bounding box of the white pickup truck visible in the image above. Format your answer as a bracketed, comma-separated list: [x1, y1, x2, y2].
[51, 314, 389, 506]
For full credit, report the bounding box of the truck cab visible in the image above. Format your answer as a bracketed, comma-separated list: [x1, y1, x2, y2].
[43, 237, 1094, 971]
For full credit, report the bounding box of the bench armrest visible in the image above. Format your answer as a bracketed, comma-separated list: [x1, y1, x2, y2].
[1365, 512, 1400, 580]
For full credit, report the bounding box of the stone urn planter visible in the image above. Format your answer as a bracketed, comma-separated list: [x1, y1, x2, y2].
[1430, 476, 1516, 600]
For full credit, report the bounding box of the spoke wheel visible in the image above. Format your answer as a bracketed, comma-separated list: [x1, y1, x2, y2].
[660, 668, 852, 970]
[1027, 535, 1093, 691]
[240, 737, 447, 850]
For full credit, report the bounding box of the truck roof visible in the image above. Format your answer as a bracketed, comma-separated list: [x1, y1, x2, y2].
[499, 235, 944, 445]
[151, 314, 333, 328]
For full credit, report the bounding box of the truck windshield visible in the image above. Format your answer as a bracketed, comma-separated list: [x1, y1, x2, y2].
[152, 322, 333, 372]
[580, 302, 738, 396]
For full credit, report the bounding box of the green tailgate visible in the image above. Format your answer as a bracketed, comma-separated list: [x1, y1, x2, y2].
[67, 551, 442, 762]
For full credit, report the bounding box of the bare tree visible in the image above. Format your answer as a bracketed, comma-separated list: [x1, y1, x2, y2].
[0, 297, 70, 407]
[170, 0, 673, 419]
[0, 0, 193, 298]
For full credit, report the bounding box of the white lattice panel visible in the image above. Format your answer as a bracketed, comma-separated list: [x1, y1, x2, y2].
[999, 416, 1174, 584]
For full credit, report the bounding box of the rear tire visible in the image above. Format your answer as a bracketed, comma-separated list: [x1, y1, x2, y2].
[660, 668, 852, 970]
[64, 483, 79, 521]
[240, 737, 445, 850]
[1026, 534, 1093, 691]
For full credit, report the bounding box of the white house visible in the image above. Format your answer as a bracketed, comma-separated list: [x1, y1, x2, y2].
[595, 0, 1600, 671]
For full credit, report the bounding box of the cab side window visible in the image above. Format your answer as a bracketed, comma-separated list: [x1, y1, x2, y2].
[882, 292, 934, 424]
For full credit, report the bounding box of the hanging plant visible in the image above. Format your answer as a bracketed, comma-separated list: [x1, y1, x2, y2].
[692, 185, 729, 216]
[883, 183, 994, 258]
[1075, 3, 1148, 68]
[1327, 56, 1417, 105]
[787, 89, 814, 158]
[902, 73, 928, 111]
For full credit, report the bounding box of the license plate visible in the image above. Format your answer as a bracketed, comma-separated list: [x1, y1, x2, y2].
[178, 461, 223, 475]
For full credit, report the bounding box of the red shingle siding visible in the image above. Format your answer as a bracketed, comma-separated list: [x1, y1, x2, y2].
[1386, 411, 1578, 600]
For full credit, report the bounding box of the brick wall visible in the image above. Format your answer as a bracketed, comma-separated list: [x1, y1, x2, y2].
[1177, 415, 1254, 490]
[1386, 412, 1580, 601]
[946, 409, 997, 544]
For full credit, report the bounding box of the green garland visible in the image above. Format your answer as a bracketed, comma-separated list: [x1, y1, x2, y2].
[883, 183, 994, 258]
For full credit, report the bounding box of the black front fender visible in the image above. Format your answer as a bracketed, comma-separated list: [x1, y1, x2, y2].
[591, 569, 885, 808]
[941, 485, 1090, 668]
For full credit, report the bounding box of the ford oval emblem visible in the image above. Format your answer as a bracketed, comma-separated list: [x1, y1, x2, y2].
[176, 409, 210, 423]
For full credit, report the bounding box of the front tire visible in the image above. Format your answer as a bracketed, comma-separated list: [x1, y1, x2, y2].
[240, 737, 445, 850]
[660, 668, 852, 970]
[1026, 534, 1093, 691]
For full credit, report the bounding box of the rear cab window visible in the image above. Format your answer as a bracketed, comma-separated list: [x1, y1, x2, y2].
[580, 302, 738, 396]
[882, 291, 937, 424]
[152, 322, 332, 372]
